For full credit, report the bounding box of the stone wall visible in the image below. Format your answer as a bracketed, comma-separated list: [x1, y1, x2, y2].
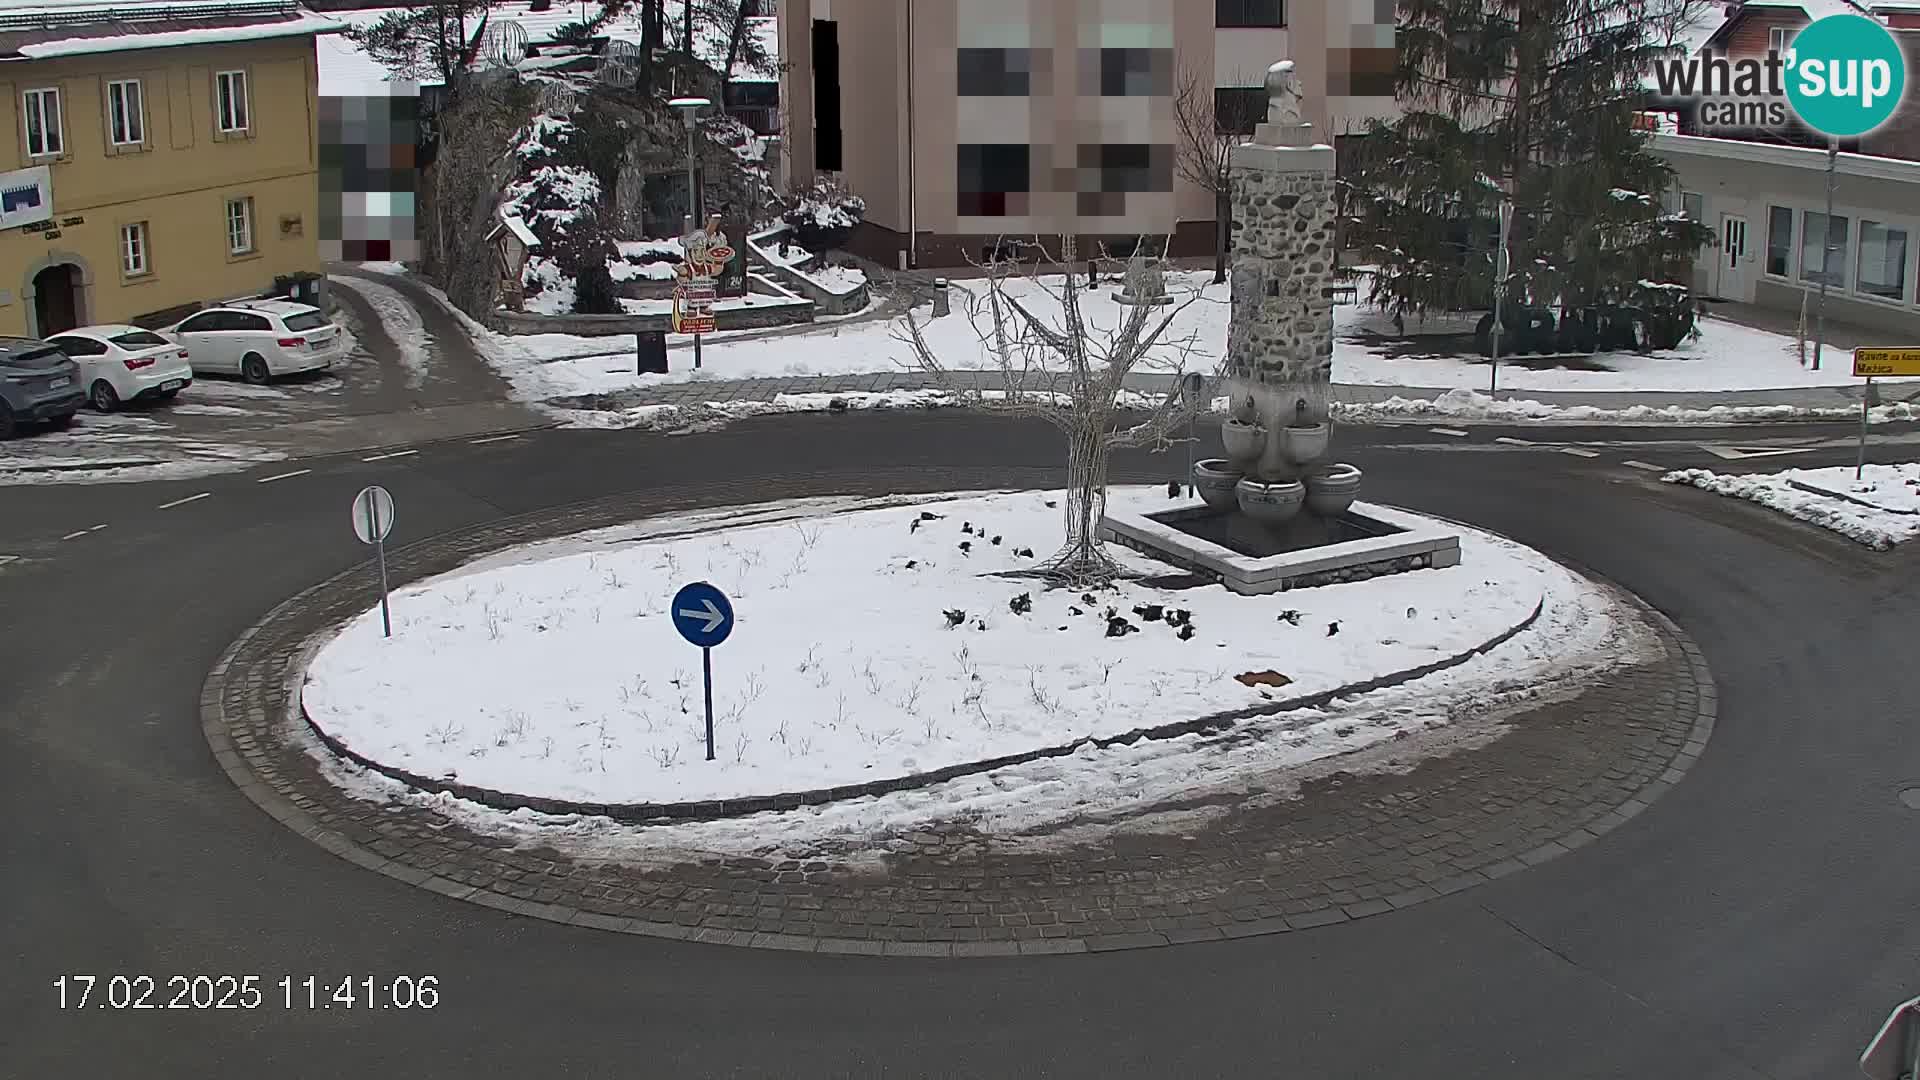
[1225, 143, 1339, 426]
[493, 296, 816, 337]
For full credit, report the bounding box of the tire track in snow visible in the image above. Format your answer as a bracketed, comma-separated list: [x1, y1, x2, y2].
[332, 274, 433, 391]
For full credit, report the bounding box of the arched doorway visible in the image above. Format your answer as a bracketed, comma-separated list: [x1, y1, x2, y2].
[33, 263, 80, 336]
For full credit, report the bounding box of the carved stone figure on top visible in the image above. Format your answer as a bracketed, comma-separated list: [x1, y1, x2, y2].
[1266, 60, 1304, 127]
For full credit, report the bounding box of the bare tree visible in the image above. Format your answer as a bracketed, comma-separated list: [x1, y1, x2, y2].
[892, 237, 1218, 589]
[1173, 68, 1263, 285]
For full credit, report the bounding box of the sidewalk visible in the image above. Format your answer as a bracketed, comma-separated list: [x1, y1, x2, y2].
[547, 367, 1899, 413]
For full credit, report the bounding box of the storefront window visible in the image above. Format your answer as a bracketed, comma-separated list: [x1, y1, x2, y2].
[1855, 220, 1909, 301]
[1799, 210, 1849, 288]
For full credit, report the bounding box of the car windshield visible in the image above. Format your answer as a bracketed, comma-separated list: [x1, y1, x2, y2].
[109, 330, 170, 349]
[1, 346, 68, 370]
[281, 311, 328, 332]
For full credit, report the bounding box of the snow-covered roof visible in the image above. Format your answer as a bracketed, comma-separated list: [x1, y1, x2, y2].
[0, 2, 340, 60]
[488, 212, 540, 248]
[1695, 0, 1880, 52]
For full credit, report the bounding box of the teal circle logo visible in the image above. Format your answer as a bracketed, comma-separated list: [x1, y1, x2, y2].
[1785, 14, 1908, 137]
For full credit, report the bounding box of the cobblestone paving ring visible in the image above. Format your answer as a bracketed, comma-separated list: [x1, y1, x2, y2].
[202, 468, 1718, 957]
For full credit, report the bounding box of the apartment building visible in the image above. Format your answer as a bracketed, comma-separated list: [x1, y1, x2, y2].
[778, 0, 1395, 269]
[0, 0, 335, 338]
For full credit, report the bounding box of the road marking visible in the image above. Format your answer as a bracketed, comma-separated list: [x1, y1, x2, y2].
[88, 523, 108, 532]
[0, 555, 18, 566]
[1493, 436, 1537, 446]
[362, 449, 419, 462]
[469, 433, 521, 445]
[1623, 460, 1666, 473]
[1558, 447, 1600, 458]
[61, 529, 90, 541]
[257, 468, 312, 483]
[157, 492, 211, 509]
[1700, 444, 1823, 461]
[1429, 427, 1470, 437]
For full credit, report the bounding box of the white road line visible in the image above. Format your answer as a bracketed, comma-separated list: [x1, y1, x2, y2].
[362, 449, 420, 462]
[87, 523, 109, 532]
[0, 554, 19, 566]
[1429, 427, 1470, 437]
[257, 469, 312, 483]
[157, 492, 212, 509]
[1493, 437, 1536, 446]
[469, 433, 521, 445]
[1558, 447, 1600, 458]
[60, 529, 89, 541]
[1623, 460, 1666, 473]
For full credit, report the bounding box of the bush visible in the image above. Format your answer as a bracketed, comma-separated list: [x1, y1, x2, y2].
[551, 209, 621, 315]
[782, 177, 865, 253]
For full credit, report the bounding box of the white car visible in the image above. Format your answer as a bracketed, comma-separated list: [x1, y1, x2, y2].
[46, 325, 194, 412]
[163, 299, 345, 384]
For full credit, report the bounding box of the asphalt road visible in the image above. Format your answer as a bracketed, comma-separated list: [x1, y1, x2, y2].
[3, 411, 1917, 1079]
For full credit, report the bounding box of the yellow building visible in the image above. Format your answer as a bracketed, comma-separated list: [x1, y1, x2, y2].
[0, 2, 337, 337]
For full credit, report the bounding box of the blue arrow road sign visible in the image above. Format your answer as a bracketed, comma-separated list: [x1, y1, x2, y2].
[671, 581, 734, 648]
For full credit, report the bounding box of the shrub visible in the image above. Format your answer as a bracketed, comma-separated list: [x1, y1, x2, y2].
[782, 177, 866, 253]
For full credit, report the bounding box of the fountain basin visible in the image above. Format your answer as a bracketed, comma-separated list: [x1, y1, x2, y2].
[1281, 423, 1330, 466]
[1305, 463, 1363, 517]
[1235, 478, 1306, 526]
[1192, 459, 1244, 511]
[1221, 419, 1267, 468]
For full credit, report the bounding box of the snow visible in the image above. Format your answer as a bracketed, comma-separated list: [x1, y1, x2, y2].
[331, 275, 431, 389]
[1663, 463, 1920, 548]
[13, 13, 343, 59]
[317, 30, 439, 95]
[304, 486, 1601, 807]
[1334, 387, 1920, 425]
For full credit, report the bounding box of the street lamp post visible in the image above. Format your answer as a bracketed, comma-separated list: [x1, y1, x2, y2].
[1812, 136, 1838, 372]
[669, 96, 711, 370]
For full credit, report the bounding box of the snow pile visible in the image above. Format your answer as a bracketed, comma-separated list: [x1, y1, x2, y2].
[304, 488, 1594, 806]
[805, 263, 867, 295]
[787, 193, 863, 230]
[1663, 463, 1920, 549]
[610, 239, 683, 283]
[1335, 387, 1919, 425]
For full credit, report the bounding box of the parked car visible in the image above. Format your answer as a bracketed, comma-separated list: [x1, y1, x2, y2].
[161, 299, 345, 384]
[47, 325, 193, 412]
[0, 335, 84, 439]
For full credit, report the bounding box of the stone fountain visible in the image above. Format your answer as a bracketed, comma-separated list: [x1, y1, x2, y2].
[1099, 60, 1461, 594]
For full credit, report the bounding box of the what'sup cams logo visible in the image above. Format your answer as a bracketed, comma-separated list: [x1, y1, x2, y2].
[1649, 13, 1909, 137]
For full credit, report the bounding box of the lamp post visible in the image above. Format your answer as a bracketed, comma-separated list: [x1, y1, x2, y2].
[1813, 135, 1838, 372]
[669, 96, 711, 369]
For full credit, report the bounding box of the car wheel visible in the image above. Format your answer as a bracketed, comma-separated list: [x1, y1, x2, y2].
[0, 403, 14, 440]
[241, 354, 271, 384]
[90, 380, 120, 412]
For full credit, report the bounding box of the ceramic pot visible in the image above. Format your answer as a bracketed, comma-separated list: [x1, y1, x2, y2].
[1305, 463, 1363, 517]
[1192, 459, 1244, 512]
[1281, 422, 1331, 466]
[1235, 478, 1306, 526]
[1221, 419, 1267, 469]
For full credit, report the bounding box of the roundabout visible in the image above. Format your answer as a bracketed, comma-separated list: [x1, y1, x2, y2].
[8, 410, 1919, 1077]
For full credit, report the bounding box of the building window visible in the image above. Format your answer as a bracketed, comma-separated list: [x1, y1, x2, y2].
[957, 143, 1030, 217]
[1096, 48, 1172, 96]
[1681, 191, 1704, 222]
[121, 222, 150, 276]
[810, 20, 841, 171]
[1856, 219, 1909, 301]
[1214, 87, 1267, 135]
[107, 79, 144, 147]
[1079, 143, 1174, 193]
[1799, 210, 1849, 288]
[215, 70, 250, 134]
[22, 87, 62, 158]
[1768, 26, 1788, 54]
[1765, 206, 1793, 276]
[226, 197, 255, 255]
[957, 48, 1031, 96]
[1218, 0, 1286, 28]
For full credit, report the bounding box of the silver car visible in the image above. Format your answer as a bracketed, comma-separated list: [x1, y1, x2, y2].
[0, 335, 84, 439]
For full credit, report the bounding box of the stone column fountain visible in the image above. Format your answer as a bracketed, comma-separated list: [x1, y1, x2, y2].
[1204, 60, 1361, 527]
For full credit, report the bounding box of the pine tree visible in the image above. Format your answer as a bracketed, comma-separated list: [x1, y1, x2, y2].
[1346, 0, 1714, 320]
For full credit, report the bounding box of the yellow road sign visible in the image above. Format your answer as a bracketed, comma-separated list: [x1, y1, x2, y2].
[1853, 347, 1920, 377]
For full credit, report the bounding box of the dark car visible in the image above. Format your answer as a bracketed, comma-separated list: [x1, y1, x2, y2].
[0, 335, 85, 438]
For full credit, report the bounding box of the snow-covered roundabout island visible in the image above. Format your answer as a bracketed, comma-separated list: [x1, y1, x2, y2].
[300, 487, 1661, 846]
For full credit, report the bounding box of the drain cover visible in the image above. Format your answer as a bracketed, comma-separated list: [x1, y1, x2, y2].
[1899, 787, 1920, 810]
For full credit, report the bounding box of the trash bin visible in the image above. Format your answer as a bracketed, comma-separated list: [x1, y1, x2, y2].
[636, 330, 668, 374]
[932, 279, 950, 318]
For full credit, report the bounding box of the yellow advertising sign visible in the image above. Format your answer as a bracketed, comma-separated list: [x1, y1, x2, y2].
[1853, 347, 1920, 377]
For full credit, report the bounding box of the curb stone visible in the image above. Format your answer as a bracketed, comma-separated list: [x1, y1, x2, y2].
[201, 473, 1718, 958]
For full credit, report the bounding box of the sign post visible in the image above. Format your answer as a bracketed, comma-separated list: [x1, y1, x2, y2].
[1860, 995, 1920, 1080]
[676, 215, 734, 371]
[669, 581, 734, 761]
[1180, 371, 1206, 496]
[350, 485, 396, 638]
[1489, 199, 1513, 398]
[1852, 348, 1920, 480]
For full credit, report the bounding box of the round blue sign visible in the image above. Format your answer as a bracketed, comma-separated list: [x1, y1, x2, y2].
[669, 581, 734, 648]
[1785, 14, 1908, 138]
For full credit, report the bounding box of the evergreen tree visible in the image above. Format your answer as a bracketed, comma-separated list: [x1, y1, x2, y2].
[1346, 0, 1714, 319]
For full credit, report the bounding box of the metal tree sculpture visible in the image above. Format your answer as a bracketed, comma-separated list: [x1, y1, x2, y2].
[894, 236, 1216, 589]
